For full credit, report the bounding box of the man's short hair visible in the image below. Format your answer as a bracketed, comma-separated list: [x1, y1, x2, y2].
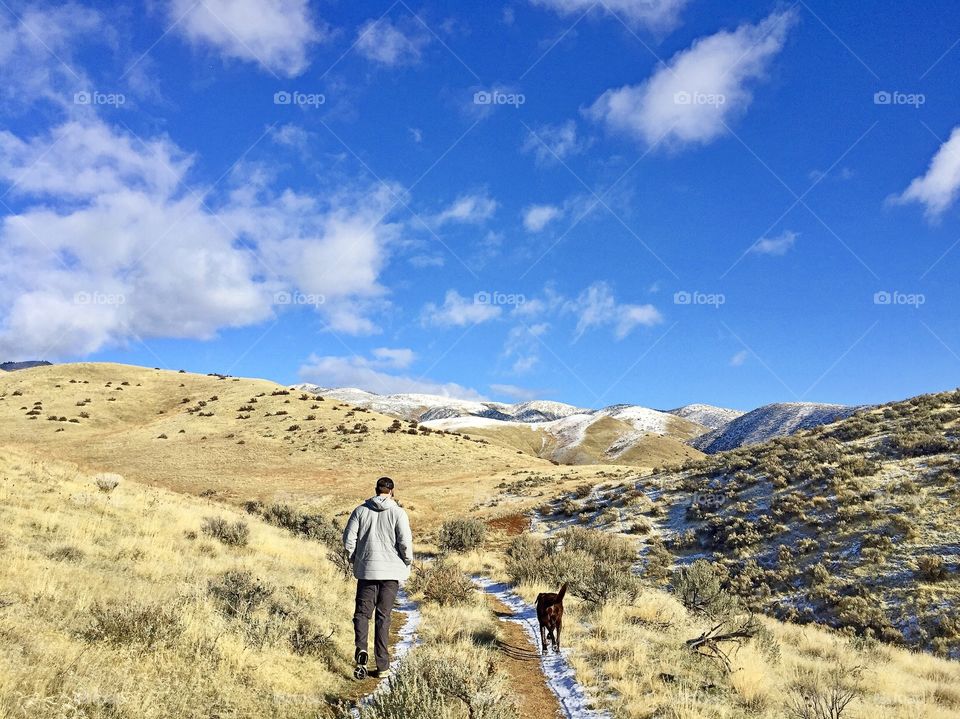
[376, 476, 395, 494]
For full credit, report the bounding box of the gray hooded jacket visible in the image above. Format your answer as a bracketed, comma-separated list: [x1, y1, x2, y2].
[342, 495, 413, 581]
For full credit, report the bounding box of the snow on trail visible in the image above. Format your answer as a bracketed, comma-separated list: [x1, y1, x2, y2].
[474, 577, 612, 719]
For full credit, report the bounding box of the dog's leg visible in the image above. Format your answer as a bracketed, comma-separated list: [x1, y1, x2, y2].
[540, 624, 548, 654]
[554, 621, 561, 652]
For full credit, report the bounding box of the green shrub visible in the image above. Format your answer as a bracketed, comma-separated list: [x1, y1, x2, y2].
[438, 518, 487, 553]
[201, 516, 250, 547]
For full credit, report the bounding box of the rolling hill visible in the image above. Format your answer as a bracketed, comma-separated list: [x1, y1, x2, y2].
[0, 363, 554, 526]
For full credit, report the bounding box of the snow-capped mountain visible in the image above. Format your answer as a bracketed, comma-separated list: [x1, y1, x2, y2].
[666, 403, 744, 430]
[295, 386, 862, 462]
[691, 402, 860, 454]
[295, 385, 586, 424]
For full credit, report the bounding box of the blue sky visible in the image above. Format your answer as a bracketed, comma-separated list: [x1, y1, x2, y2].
[1, 0, 959, 411]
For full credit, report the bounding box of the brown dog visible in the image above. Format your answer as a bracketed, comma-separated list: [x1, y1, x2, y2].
[536, 583, 567, 654]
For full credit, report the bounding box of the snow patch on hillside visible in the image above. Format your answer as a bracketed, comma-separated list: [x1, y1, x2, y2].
[667, 403, 744, 430]
[692, 402, 860, 453]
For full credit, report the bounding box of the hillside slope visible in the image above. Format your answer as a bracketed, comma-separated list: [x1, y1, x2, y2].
[422, 410, 704, 467]
[0, 450, 358, 719]
[0, 363, 550, 524]
[545, 388, 960, 655]
[692, 401, 859, 453]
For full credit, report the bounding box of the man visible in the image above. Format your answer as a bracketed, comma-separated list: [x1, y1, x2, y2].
[342, 476, 413, 680]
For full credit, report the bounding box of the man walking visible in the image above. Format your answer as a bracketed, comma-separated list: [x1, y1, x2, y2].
[343, 476, 413, 680]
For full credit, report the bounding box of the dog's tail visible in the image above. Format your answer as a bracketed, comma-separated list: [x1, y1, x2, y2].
[557, 582, 567, 601]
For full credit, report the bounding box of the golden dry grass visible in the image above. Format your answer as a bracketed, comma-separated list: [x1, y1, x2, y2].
[0, 449, 358, 719]
[0, 362, 555, 530]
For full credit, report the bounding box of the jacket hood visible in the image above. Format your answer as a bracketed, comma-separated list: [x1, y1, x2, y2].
[364, 495, 397, 512]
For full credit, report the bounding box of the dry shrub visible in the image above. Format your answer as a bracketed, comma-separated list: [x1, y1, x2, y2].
[505, 528, 640, 606]
[49, 545, 84, 563]
[94, 473, 121, 493]
[201, 516, 250, 547]
[786, 664, 862, 719]
[354, 645, 518, 719]
[437, 518, 487, 553]
[208, 569, 273, 618]
[408, 560, 475, 606]
[288, 616, 337, 666]
[83, 601, 183, 649]
[672, 559, 738, 621]
[916, 554, 947, 582]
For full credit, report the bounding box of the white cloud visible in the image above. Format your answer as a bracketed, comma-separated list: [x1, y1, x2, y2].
[490, 383, 542, 401]
[892, 126, 960, 221]
[522, 120, 585, 165]
[431, 192, 498, 226]
[569, 282, 663, 340]
[299, 353, 484, 399]
[503, 323, 549, 374]
[271, 124, 310, 148]
[750, 229, 797, 256]
[730, 349, 749, 367]
[356, 17, 429, 66]
[168, 0, 323, 77]
[371, 347, 416, 369]
[0, 3, 105, 112]
[422, 290, 502, 327]
[0, 119, 402, 357]
[588, 9, 797, 147]
[522, 204, 562, 232]
[530, 0, 689, 30]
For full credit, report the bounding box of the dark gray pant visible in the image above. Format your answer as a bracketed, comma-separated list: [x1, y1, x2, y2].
[353, 579, 399, 671]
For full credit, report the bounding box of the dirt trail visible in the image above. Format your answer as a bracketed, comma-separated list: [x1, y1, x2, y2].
[484, 591, 565, 719]
[348, 591, 420, 714]
[475, 577, 611, 719]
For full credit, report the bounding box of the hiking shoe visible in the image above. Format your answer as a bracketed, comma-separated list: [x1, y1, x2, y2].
[372, 668, 391, 680]
[354, 649, 368, 666]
